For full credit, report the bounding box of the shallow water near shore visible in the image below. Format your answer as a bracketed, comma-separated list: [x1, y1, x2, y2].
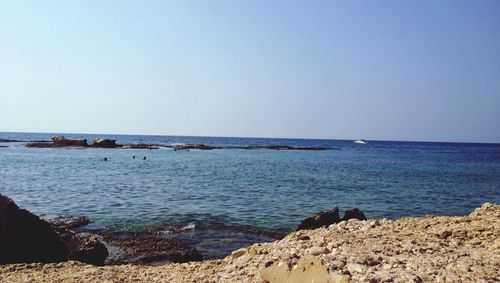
[1, 132, 499, 258]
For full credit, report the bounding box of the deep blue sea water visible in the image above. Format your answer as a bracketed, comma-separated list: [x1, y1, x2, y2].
[1, 132, 499, 258]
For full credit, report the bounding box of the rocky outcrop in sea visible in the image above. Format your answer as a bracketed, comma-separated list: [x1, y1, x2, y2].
[24, 136, 331, 150]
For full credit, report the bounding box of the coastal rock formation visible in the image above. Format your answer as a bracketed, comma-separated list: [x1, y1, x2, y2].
[52, 136, 88, 147]
[26, 136, 123, 148]
[91, 138, 120, 148]
[25, 138, 331, 151]
[1, 203, 498, 282]
[297, 208, 368, 231]
[25, 142, 54, 148]
[342, 208, 367, 222]
[26, 136, 88, 148]
[296, 208, 341, 230]
[102, 235, 202, 264]
[68, 236, 109, 266]
[48, 217, 201, 265]
[0, 194, 68, 264]
[49, 225, 108, 266]
[0, 195, 108, 266]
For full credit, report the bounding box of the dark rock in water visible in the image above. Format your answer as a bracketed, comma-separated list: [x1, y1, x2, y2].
[182, 144, 218, 150]
[296, 207, 341, 230]
[0, 194, 68, 264]
[68, 236, 108, 266]
[25, 142, 54, 148]
[26, 136, 123, 148]
[342, 208, 367, 221]
[50, 219, 108, 266]
[49, 216, 91, 230]
[26, 136, 88, 148]
[102, 234, 202, 264]
[52, 136, 88, 147]
[0, 139, 22, 142]
[92, 138, 121, 148]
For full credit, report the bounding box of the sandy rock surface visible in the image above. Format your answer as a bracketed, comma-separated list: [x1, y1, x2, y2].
[1, 203, 499, 282]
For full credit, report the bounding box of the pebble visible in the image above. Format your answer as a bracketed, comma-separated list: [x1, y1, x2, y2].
[235, 255, 251, 268]
[330, 260, 346, 269]
[347, 263, 366, 274]
[231, 248, 247, 259]
[308, 246, 326, 256]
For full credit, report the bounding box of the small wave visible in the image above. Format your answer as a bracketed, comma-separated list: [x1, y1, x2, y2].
[181, 222, 196, 231]
[168, 143, 186, 147]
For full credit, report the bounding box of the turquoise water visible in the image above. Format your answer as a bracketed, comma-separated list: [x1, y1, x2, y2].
[1, 132, 499, 257]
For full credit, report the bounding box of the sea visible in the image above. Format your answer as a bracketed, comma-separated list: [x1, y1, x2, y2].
[1, 132, 499, 258]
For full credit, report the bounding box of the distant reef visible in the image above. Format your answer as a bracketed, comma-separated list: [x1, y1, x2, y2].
[26, 136, 121, 148]
[24, 136, 332, 151]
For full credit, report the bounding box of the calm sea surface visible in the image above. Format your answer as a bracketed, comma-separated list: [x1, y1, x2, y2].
[1, 132, 499, 257]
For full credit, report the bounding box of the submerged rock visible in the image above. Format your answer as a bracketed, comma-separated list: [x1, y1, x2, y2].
[182, 144, 218, 150]
[127, 143, 159, 149]
[0, 194, 68, 264]
[49, 216, 91, 230]
[102, 234, 202, 264]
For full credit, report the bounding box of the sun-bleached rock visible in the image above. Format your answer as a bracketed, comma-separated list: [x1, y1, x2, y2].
[231, 248, 247, 259]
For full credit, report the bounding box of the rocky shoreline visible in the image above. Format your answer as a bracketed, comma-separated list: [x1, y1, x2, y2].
[16, 136, 332, 151]
[1, 199, 498, 282]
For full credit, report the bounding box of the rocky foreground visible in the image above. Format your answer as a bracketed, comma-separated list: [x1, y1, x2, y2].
[1, 204, 498, 283]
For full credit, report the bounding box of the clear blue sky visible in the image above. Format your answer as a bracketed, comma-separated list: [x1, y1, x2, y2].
[1, 1, 499, 142]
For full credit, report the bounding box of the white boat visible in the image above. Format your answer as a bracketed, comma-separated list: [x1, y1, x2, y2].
[354, 139, 368, 144]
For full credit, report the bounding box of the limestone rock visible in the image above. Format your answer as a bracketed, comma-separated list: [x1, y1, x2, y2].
[260, 261, 290, 283]
[231, 248, 247, 259]
[308, 246, 326, 256]
[261, 255, 346, 283]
